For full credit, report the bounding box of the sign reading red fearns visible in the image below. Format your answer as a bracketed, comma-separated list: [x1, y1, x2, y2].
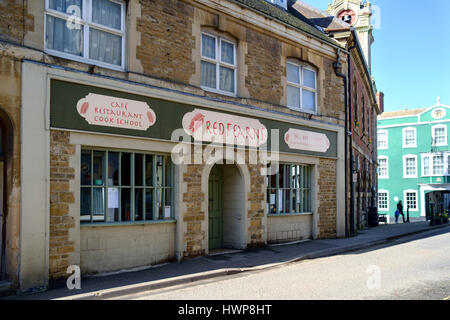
[182, 109, 268, 147]
[76, 93, 156, 131]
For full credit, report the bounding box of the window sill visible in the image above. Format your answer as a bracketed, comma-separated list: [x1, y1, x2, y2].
[286, 106, 317, 116]
[45, 49, 125, 72]
[201, 86, 237, 98]
[80, 219, 176, 227]
[267, 212, 313, 217]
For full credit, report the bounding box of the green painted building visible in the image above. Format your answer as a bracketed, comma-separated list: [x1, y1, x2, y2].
[377, 98, 450, 218]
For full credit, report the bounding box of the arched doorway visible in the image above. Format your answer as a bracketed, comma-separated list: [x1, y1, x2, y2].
[0, 109, 12, 281]
[208, 164, 246, 251]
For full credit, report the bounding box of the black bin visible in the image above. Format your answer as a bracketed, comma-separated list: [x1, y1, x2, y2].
[368, 206, 379, 227]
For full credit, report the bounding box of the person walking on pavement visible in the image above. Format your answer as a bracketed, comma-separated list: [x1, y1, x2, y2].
[397, 200, 406, 223]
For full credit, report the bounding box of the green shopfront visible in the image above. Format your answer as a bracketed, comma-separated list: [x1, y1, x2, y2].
[20, 61, 345, 286]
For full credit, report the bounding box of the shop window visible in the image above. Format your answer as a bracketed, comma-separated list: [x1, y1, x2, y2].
[80, 149, 173, 224]
[201, 32, 237, 95]
[267, 164, 311, 215]
[286, 61, 317, 113]
[45, 0, 126, 69]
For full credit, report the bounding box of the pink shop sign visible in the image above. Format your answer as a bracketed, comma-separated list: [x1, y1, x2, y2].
[76, 93, 156, 131]
[284, 128, 330, 153]
[182, 108, 268, 147]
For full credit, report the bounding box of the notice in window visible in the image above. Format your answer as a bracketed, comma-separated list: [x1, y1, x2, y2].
[108, 188, 119, 208]
[270, 193, 276, 205]
[164, 206, 171, 219]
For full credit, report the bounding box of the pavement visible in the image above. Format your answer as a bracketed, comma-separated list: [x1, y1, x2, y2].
[3, 218, 450, 300]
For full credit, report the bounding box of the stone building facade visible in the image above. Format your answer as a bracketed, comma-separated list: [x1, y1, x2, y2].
[0, 0, 349, 292]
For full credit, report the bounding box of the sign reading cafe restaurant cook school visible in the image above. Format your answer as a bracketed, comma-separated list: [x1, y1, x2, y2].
[77, 93, 157, 131]
[50, 79, 338, 158]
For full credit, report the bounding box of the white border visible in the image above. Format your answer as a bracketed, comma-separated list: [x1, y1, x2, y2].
[403, 189, 419, 212]
[402, 127, 417, 148]
[403, 154, 417, 178]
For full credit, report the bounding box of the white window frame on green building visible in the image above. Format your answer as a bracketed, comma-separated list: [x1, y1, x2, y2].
[432, 124, 447, 147]
[402, 127, 417, 148]
[403, 154, 417, 178]
[377, 129, 388, 150]
[403, 190, 418, 212]
[378, 156, 389, 179]
[378, 190, 389, 211]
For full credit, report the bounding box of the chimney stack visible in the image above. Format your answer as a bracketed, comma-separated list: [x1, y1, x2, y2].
[376, 92, 384, 113]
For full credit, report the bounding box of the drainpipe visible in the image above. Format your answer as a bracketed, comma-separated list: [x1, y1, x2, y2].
[334, 40, 357, 237]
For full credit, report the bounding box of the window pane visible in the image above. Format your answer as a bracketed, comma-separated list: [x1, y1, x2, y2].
[93, 151, 105, 185]
[92, 0, 121, 30]
[433, 155, 444, 175]
[49, 0, 82, 16]
[121, 188, 131, 221]
[287, 85, 300, 109]
[93, 188, 104, 221]
[145, 155, 153, 186]
[145, 189, 153, 220]
[287, 63, 299, 84]
[80, 187, 91, 219]
[46, 15, 83, 56]
[164, 189, 172, 219]
[201, 61, 216, 89]
[156, 188, 163, 220]
[89, 28, 122, 66]
[156, 156, 164, 187]
[108, 152, 119, 186]
[164, 157, 172, 187]
[221, 41, 234, 65]
[202, 34, 216, 59]
[135, 189, 143, 221]
[81, 150, 91, 185]
[135, 154, 143, 186]
[121, 153, 131, 186]
[423, 156, 430, 176]
[303, 68, 316, 89]
[302, 89, 316, 112]
[219, 66, 235, 93]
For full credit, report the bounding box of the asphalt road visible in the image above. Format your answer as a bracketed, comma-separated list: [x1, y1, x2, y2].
[125, 228, 450, 300]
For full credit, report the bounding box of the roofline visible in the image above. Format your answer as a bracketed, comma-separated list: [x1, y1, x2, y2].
[227, 0, 347, 52]
[379, 104, 450, 121]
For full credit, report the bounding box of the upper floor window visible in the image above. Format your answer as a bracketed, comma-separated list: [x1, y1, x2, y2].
[403, 127, 416, 148]
[286, 61, 317, 113]
[377, 130, 388, 149]
[432, 125, 447, 146]
[201, 33, 236, 95]
[378, 156, 388, 179]
[45, 0, 126, 70]
[403, 155, 417, 178]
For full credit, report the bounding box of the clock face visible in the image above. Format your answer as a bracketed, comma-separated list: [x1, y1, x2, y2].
[432, 108, 446, 119]
[338, 9, 357, 25]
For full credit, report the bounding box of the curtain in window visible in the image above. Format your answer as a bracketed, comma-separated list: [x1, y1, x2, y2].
[287, 64, 299, 84]
[287, 86, 300, 109]
[89, 28, 122, 66]
[219, 67, 234, 93]
[302, 90, 316, 112]
[202, 35, 216, 59]
[303, 69, 316, 88]
[49, 0, 82, 15]
[92, 0, 121, 30]
[46, 15, 83, 56]
[201, 61, 216, 89]
[221, 41, 234, 65]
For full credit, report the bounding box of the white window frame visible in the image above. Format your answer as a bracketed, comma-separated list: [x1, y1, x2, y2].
[44, 0, 126, 71]
[377, 156, 389, 179]
[378, 190, 389, 211]
[286, 60, 318, 114]
[432, 153, 445, 176]
[200, 32, 237, 96]
[403, 154, 417, 178]
[377, 129, 388, 150]
[402, 127, 417, 148]
[403, 190, 418, 212]
[421, 154, 431, 177]
[432, 124, 447, 147]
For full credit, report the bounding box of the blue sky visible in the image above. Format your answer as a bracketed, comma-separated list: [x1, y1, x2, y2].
[300, 0, 450, 112]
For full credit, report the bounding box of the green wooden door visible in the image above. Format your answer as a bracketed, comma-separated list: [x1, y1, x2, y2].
[208, 165, 223, 250]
